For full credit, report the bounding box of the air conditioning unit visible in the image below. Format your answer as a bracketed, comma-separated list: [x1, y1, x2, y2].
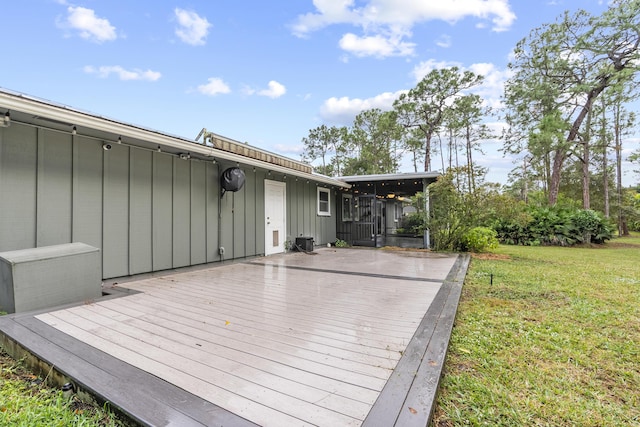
[295, 237, 314, 252]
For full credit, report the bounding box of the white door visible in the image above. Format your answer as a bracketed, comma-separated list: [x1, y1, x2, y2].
[264, 180, 286, 255]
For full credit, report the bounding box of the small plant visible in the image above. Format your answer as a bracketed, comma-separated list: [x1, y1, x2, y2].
[463, 227, 499, 252]
[334, 239, 349, 248]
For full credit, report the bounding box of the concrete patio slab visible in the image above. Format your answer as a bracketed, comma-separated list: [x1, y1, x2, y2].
[0, 247, 469, 426]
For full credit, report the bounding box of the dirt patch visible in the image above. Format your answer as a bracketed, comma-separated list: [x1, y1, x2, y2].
[0, 349, 42, 386]
[381, 246, 431, 252]
[606, 241, 640, 249]
[431, 407, 455, 427]
[471, 252, 511, 260]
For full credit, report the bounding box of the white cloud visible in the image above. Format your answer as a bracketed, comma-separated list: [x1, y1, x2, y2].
[468, 62, 513, 109]
[339, 33, 415, 57]
[435, 34, 452, 48]
[197, 77, 231, 96]
[411, 59, 463, 81]
[292, 0, 516, 58]
[291, 0, 360, 36]
[174, 8, 211, 46]
[84, 65, 161, 81]
[258, 81, 287, 98]
[319, 90, 406, 124]
[241, 85, 256, 96]
[58, 6, 117, 43]
[274, 143, 304, 155]
[485, 121, 509, 139]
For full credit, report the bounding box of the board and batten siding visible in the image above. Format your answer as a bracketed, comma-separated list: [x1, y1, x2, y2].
[0, 122, 338, 279]
[285, 178, 336, 247]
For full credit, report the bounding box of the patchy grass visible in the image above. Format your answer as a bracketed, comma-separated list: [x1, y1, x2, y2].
[432, 233, 640, 427]
[0, 350, 130, 426]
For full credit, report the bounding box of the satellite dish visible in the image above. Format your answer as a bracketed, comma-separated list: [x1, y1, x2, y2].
[220, 167, 245, 197]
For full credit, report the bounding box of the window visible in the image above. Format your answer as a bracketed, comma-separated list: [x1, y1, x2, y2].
[341, 194, 353, 221]
[317, 187, 331, 216]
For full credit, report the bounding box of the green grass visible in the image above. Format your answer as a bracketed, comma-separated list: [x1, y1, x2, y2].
[0, 351, 130, 427]
[432, 234, 640, 427]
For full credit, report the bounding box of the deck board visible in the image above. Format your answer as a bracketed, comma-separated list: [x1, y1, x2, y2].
[31, 248, 461, 426]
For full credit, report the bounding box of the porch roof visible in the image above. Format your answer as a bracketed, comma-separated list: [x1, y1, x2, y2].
[338, 172, 441, 198]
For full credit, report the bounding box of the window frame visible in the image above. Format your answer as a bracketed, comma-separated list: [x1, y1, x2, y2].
[317, 187, 331, 216]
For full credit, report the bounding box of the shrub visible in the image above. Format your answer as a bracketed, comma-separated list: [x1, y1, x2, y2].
[427, 174, 471, 251]
[334, 239, 349, 248]
[463, 227, 499, 252]
[573, 209, 612, 244]
[492, 205, 613, 246]
[399, 213, 426, 236]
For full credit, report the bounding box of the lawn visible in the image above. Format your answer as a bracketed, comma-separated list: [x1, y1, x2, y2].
[432, 234, 640, 426]
[0, 350, 131, 426]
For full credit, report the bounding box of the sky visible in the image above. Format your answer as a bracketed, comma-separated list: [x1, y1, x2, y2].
[2, 0, 638, 185]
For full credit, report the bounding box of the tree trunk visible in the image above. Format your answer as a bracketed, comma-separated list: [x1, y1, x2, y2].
[548, 149, 567, 206]
[615, 120, 625, 236]
[602, 98, 610, 218]
[424, 134, 432, 172]
[544, 152, 551, 197]
[439, 134, 445, 172]
[549, 82, 608, 206]
[523, 157, 529, 204]
[582, 107, 591, 209]
[466, 124, 474, 193]
[603, 147, 610, 218]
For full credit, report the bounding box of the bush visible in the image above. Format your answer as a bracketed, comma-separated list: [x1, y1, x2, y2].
[427, 174, 471, 252]
[398, 213, 426, 236]
[492, 205, 613, 246]
[334, 239, 349, 248]
[573, 209, 613, 244]
[463, 227, 499, 252]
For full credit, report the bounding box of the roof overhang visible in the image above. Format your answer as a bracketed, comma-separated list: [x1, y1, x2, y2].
[0, 88, 350, 189]
[338, 172, 441, 198]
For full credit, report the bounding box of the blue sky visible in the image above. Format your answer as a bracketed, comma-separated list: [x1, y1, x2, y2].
[3, 0, 637, 184]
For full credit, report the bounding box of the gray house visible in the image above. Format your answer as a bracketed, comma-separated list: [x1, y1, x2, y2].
[0, 89, 349, 284]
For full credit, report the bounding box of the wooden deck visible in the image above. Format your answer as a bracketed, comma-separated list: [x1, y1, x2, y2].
[0, 248, 469, 426]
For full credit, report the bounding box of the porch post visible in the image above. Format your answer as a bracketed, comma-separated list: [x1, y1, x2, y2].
[423, 178, 430, 249]
[373, 182, 378, 247]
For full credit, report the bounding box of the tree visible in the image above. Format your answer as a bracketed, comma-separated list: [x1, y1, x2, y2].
[597, 96, 613, 217]
[301, 125, 345, 176]
[451, 94, 494, 193]
[611, 93, 637, 235]
[402, 128, 426, 173]
[393, 67, 484, 172]
[343, 109, 402, 175]
[504, 1, 640, 205]
[631, 149, 640, 180]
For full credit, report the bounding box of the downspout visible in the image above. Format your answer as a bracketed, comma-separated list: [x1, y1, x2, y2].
[423, 178, 430, 249]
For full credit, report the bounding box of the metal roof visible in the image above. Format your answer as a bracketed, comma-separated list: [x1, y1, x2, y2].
[0, 88, 350, 189]
[338, 171, 441, 182]
[338, 172, 441, 198]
